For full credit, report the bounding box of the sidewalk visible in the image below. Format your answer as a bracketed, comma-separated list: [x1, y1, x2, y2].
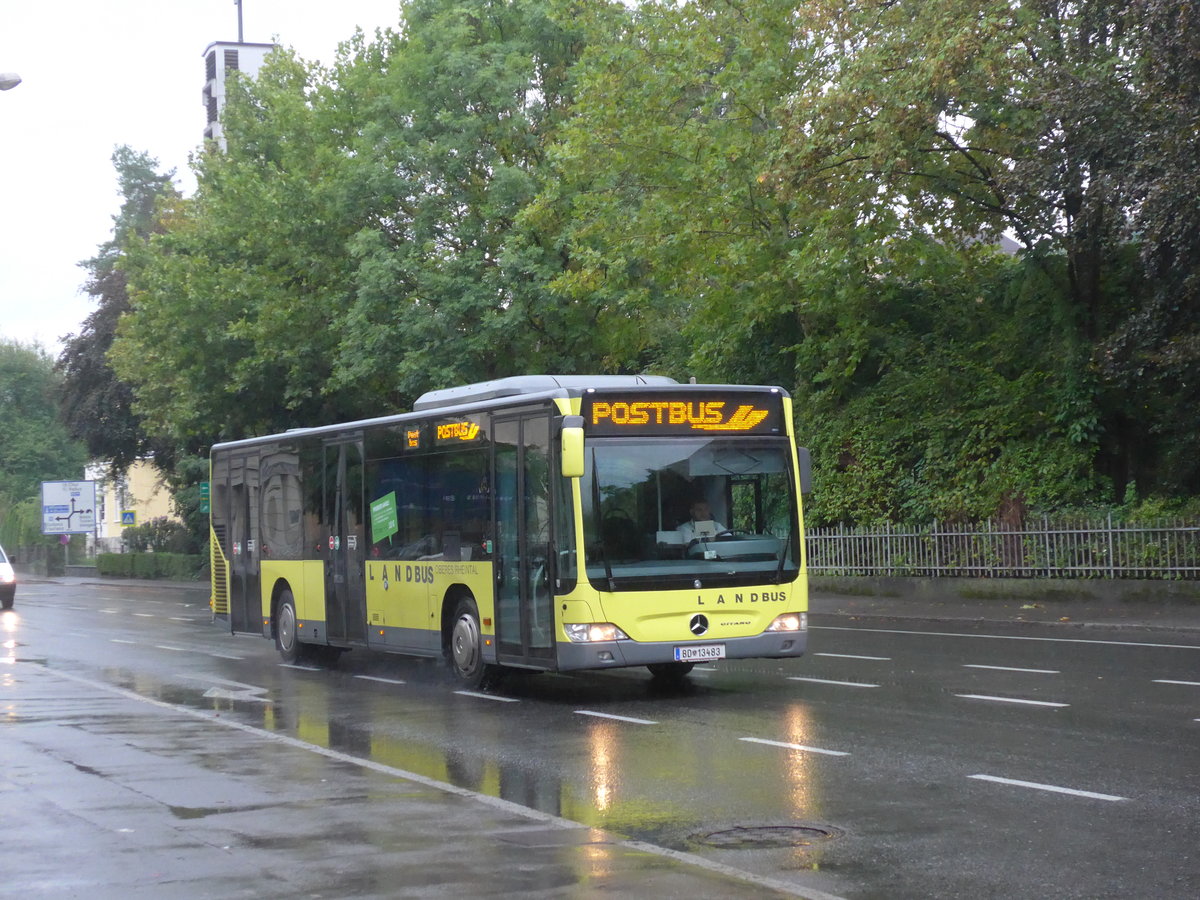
[4, 655, 830, 900]
[809, 584, 1200, 635]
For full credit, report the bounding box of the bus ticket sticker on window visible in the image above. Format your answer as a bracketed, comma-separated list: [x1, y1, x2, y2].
[370, 492, 399, 543]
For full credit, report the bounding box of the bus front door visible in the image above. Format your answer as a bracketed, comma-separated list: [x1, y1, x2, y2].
[324, 438, 366, 646]
[494, 413, 555, 666]
[228, 451, 260, 634]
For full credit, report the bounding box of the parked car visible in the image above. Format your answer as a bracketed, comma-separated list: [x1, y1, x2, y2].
[0, 543, 15, 609]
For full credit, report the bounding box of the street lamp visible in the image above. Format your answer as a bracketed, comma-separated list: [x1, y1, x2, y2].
[0, 73, 21, 91]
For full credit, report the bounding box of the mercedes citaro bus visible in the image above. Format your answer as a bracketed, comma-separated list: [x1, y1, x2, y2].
[209, 375, 810, 686]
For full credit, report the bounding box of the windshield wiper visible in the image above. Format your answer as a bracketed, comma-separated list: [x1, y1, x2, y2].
[590, 449, 616, 591]
[774, 527, 793, 584]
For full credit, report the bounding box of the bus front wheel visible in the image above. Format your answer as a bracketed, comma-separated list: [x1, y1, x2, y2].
[447, 596, 497, 689]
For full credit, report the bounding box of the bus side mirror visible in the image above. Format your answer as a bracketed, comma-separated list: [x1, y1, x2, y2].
[561, 416, 585, 478]
[797, 446, 812, 494]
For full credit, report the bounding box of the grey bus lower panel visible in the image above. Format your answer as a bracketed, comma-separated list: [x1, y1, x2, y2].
[555, 631, 807, 672]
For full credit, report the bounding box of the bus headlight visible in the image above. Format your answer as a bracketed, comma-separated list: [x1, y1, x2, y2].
[766, 612, 806, 632]
[564, 623, 629, 643]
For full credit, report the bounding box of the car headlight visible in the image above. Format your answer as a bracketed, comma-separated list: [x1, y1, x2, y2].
[766, 612, 806, 632]
[564, 622, 629, 643]
[0, 563, 14, 584]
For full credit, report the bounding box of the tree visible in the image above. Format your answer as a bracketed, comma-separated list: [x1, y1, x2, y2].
[529, 0, 816, 382]
[113, 49, 369, 444]
[57, 147, 179, 471]
[0, 339, 88, 502]
[1098, 0, 1200, 494]
[331, 0, 600, 400]
[772, 0, 1196, 502]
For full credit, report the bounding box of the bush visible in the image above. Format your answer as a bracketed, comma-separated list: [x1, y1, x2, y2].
[121, 517, 193, 553]
[95, 551, 204, 580]
[97, 553, 134, 577]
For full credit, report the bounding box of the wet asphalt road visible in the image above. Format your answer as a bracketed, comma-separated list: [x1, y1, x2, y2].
[3, 580, 1198, 899]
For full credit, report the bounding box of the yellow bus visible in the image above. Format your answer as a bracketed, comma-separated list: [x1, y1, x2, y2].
[210, 375, 810, 686]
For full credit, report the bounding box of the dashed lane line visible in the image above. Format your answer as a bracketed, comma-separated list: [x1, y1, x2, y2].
[740, 737, 849, 757]
[575, 710, 658, 725]
[788, 676, 880, 688]
[969, 774, 1127, 802]
[956, 694, 1068, 708]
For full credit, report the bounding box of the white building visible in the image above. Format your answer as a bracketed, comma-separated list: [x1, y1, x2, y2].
[202, 40, 276, 150]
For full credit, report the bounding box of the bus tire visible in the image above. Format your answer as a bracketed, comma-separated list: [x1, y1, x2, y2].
[647, 662, 695, 682]
[447, 596, 497, 689]
[275, 588, 303, 663]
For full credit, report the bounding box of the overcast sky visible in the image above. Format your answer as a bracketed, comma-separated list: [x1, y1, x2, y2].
[0, 0, 403, 355]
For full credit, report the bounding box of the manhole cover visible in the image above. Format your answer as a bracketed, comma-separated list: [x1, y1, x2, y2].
[696, 824, 839, 849]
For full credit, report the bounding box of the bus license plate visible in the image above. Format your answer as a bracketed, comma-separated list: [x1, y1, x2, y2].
[674, 643, 725, 662]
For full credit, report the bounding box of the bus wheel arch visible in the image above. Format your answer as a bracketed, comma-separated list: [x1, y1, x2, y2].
[442, 589, 498, 689]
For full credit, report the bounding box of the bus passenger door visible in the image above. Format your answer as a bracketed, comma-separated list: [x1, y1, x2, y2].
[227, 451, 260, 634]
[324, 438, 367, 646]
[494, 413, 555, 666]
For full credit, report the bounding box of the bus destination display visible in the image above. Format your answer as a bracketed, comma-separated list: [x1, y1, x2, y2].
[583, 392, 784, 436]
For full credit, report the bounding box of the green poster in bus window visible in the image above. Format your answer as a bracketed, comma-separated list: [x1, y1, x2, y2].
[370, 492, 398, 543]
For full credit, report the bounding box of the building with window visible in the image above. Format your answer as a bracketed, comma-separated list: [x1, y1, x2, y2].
[86, 460, 178, 553]
[202, 40, 276, 150]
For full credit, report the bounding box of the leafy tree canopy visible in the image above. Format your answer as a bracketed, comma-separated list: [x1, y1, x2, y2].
[104, 0, 1200, 524]
[58, 147, 179, 472]
[0, 340, 88, 502]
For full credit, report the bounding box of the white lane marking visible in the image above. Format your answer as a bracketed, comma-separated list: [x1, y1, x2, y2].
[956, 694, 1068, 708]
[155, 645, 188, 652]
[1154, 679, 1200, 686]
[355, 675, 406, 685]
[100, 609, 119, 614]
[815, 652, 891, 661]
[133, 613, 155, 618]
[575, 710, 658, 725]
[788, 676, 880, 688]
[455, 690, 518, 702]
[964, 664, 1060, 674]
[111, 639, 136, 645]
[740, 737, 849, 757]
[168, 617, 194, 622]
[969, 774, 1127, 802]
[25, 666, 845, 900]
[812, 624, 1200, 650]
[279, 663, 322, 671]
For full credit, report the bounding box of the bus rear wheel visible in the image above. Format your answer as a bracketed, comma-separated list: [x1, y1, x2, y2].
[447, 596, 498, 689]
[275, 589, 303, 663]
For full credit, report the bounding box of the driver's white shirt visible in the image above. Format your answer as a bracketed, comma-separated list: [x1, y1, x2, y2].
[677, 519, 726, 543]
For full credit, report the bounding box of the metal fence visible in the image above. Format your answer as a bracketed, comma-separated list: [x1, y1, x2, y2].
[805, 517, 1200, 579]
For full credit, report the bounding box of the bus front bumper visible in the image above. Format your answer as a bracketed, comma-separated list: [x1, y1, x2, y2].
[555, 630, 807, 672]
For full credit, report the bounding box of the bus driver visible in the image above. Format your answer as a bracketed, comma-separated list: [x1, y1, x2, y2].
[677, 500, 726, 544]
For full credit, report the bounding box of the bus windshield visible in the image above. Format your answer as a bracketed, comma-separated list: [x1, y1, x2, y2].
[579, 437, 800, 590]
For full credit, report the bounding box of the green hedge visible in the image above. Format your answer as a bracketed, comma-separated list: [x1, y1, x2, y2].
[96, 552, 205, 580]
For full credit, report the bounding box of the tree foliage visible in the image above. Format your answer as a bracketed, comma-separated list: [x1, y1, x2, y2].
[101, 0, 1200, 525]
[58, 147, 179, 472]
[0, 340, 88, 503]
